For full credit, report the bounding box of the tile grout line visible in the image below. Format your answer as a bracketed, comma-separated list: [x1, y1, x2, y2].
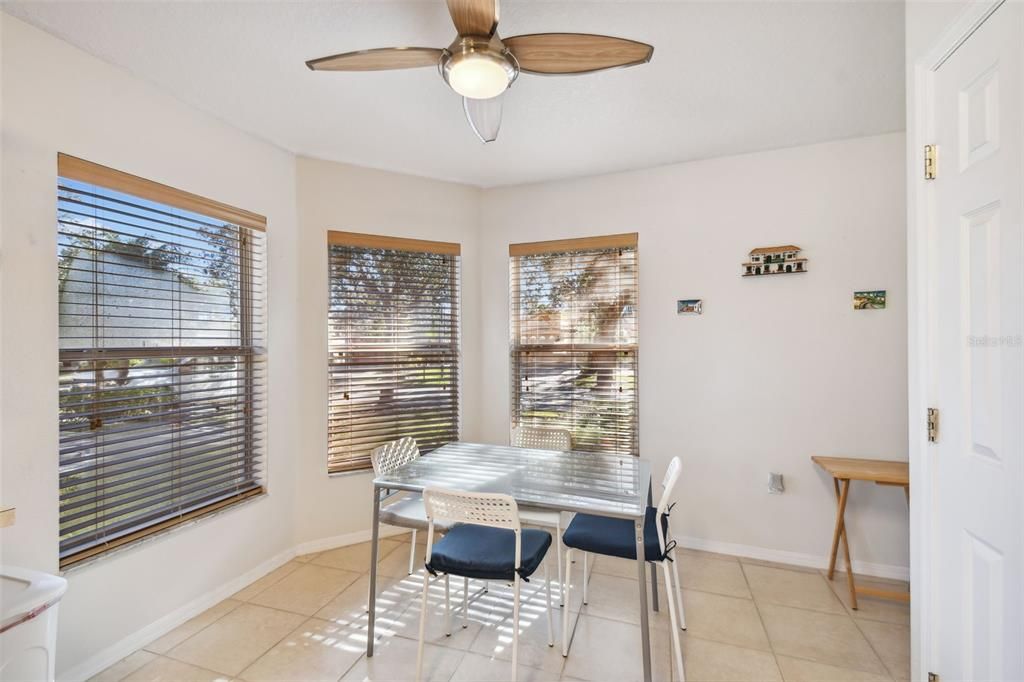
[736, 560, 787, 682]
[134, 572, 290, 675]
[819, 563, 903, 679]
[460, 570, 568, 680]
[139, 601, 241, 659]
[740, 560, 897, 680]
[161, 568, 364, 679]
[822, 570, 911, 627]
[393, 566, 555, 680]
[739, 559, 900, 618]
[235, 585, 365, 682]
[846, 607, 903, 681]
[148, 654, 237, 681]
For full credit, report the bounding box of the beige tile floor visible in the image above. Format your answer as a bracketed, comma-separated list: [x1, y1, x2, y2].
[92, 534, 909, 682]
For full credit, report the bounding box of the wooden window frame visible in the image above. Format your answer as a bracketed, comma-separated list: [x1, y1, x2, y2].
[326, 230, 462, 474]
[57, 154, 266, 569]
[509, 233, 639, 456]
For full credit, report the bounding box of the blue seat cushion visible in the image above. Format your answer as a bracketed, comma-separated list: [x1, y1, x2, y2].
[426, 525, 552, 581]
[562, 507, 669, 562]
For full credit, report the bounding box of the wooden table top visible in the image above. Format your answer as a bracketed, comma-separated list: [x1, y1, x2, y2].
[812, 456, 909, 485]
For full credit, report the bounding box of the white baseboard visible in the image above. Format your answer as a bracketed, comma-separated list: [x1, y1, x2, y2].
[676, 535, 910, 582]
[292, 526, 410, 557]
[59, 528, 414, 682]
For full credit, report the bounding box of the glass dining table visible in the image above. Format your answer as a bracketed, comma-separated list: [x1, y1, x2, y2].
[366, 441, 658, 682]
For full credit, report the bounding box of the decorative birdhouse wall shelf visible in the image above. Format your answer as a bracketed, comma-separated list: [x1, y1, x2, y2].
[742, 245, 807, 277]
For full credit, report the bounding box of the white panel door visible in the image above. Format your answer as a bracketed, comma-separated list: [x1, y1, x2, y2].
[930, 2, 1023, 680]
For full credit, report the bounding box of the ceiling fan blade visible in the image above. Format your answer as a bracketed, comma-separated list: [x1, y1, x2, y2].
[306, 47, 444, 71]
[504, 33, 653, 75]
[446, 0, 498, 37]
[464, 95, 503, 143]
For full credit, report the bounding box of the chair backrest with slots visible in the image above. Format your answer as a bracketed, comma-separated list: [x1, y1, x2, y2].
[511, 425, 572, 452]
[423, 488, 521, 532]
[370, 436, 420, 476]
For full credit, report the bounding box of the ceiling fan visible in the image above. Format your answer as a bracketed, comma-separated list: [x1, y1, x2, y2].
[305, 0, 653, 143]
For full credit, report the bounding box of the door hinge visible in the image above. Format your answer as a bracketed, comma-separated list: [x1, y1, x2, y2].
[927, 407, 939, 443]
[924, 144, 937, 180]
[928, 673, 939, 682]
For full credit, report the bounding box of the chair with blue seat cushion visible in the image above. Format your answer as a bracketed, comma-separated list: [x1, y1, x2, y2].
[416, 488, 555, 682]
[427, 524, 552, 581]
[561, 506, 668, 563]
[561, 456, 687, 682]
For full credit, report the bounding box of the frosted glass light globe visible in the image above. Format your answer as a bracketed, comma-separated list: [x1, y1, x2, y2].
[446, 55, 511, 99]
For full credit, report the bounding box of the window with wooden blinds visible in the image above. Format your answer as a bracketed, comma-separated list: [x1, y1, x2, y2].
[57, 154, 266, 567]
[509, 234, 638, 456]
[327, 231, 461, 473]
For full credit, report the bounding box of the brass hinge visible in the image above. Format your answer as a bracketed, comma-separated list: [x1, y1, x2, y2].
[927, 408, 939, 443]
[924, 144, 937, 180]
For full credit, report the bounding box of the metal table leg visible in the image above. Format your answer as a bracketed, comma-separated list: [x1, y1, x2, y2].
[367, 485, 382, 657]
[636, 516, 652, 682]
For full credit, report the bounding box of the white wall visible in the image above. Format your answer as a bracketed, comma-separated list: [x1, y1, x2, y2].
[0, 16, 300, 676]
[292, 157, 481, 548]
[477, 133, 910, 573]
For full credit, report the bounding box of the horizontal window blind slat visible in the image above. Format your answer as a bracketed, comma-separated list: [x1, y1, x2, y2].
[58, 165, 265, 566]
[60, 404, 263, 444]
[327, 240, 460, 473]
[60, 421, 262, 469]
[60, 381, 261, 412]
[60, 435, 264, 488]
[58, 223, 263, 269]
[60, 405, 265, 441]
[61, 459, 261, 520]
[60, 475, 261, 540]
[59, 263, 265, 293]
[60, 458, 262, 521]
[60, 461, 261, 538]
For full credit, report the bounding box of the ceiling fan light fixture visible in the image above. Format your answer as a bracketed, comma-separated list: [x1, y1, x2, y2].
[306, 1, 656, 142]
[441, 37, 516, 100]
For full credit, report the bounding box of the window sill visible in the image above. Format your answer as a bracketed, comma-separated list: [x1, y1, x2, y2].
[60, 490, 268, 575]
[327, 468, 373, 479]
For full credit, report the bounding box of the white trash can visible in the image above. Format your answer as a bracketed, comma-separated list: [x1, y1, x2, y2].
[1, 566, 68, 682]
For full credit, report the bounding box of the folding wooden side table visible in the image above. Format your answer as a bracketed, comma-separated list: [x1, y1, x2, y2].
[811, 455, 910, 609]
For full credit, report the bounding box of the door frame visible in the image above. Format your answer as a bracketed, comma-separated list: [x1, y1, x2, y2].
[907, 2, 1005, 679]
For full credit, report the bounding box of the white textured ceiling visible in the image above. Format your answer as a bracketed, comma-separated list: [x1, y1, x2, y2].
[3, 1, 905, 187]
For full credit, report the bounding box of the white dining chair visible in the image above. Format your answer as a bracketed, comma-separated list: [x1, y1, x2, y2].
[416, 488, 555, 682]
[371, 436, 449, 574]
[512, 424, 572, 605]
[561, 456, 687, 682]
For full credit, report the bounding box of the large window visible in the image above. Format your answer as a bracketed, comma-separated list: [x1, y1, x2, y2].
[509, 234, 638, 455]
[327, 231, 460, 473]
[57, 154, 266, 568]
